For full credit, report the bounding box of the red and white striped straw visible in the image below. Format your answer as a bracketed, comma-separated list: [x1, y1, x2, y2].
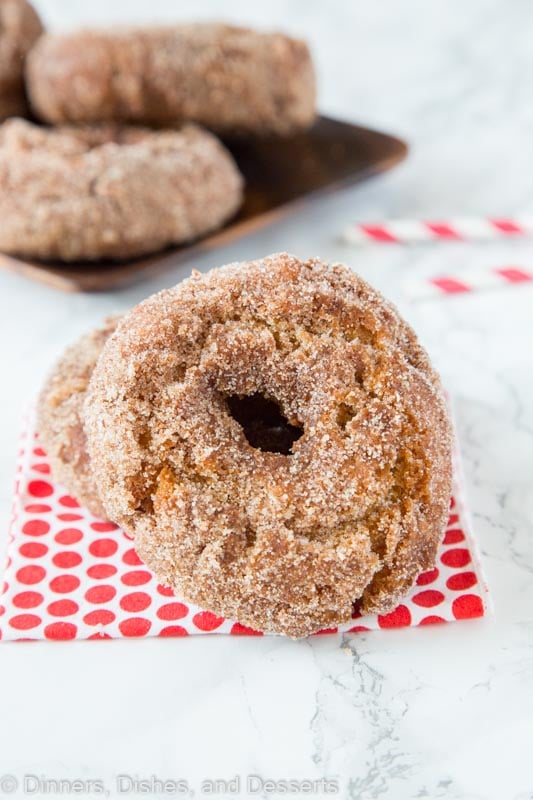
[404, 266, 533, 301]
[343, 216, 533, 245]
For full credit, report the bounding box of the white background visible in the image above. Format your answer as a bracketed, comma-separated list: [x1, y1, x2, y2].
[0, 2, 532, 799]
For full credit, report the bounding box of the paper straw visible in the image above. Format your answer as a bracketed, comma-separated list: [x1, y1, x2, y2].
[404, 266, 533, 301]
[343, 216, 533, 245]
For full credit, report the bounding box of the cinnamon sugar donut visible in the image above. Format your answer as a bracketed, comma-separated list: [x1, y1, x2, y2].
[37, 317, 119, 518]
[85, 254, 453, 638]
[0, 0, 43, 120]
[0, 118, 243, 261]
[25, 24, 316, 135]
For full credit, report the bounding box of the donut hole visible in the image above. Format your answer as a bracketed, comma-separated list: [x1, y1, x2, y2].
[226, 393, 303, 455]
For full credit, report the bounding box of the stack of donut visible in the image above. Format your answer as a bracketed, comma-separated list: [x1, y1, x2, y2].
[0, 4, 316, 260]
[38, 253, 453, 638]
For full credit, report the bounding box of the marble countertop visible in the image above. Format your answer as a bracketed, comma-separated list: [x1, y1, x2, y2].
[0, 1, 532, 798]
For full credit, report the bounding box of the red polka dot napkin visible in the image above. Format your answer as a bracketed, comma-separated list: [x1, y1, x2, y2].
[0, 418, 490, 642]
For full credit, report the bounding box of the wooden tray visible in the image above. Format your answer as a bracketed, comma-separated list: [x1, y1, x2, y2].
[0, 116, 407, 292]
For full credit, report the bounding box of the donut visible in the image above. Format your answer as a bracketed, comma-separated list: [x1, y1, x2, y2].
[25, 24, 316, 135]
[0, 0, 43, 120]
[84, 253, 453, 638]
[0, 118, 243, 261]
[37, 317, 120, 519]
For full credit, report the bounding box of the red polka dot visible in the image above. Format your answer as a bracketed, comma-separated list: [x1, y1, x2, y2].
[33, 447, 46, 457]
[57, 513, 83, 522]
[348, 625, 370, 632]
[452, 594, 484, 619]
[446, 571, 478, 591]
[159, 625, 188, 637]
[16, 565, 46, 585]
[22, 520, 50, 536]
[47, 599, 79, 617]
[450, 496, 456, 509]
[192, 611, 224, 631]
[25, 503, 51, 513]
[89, 539, 118, 558]
[416, 567, 439, 586]
[156, 583, 174, 597]
[9, 613, 41, 630]
[122, 548, 143, 566]
[32, 463, 51, 474]
[120, 592, 152, 613]
[84, 609, 115, 626]
[49, 574, 80, 594]
[85, 585, 116, 604]
[59, 495, 80, 508]
[28, 480, 53, 498]
[13, 591, 43, 609]
[121, 570, 152, 586]
[87, 564, 117, 580]
[53, 551, 82, 569]
[447, 513, 459, 527]
[412, 590, 445, 608]
[443, 528, 465, 545]
[378, 604, 412, 628]
[419, 615, 446, 625]
[122, 530, 134, 541]
[119, 618, 151, 637]
[0, 605, 4, 617]
[55, 528, 83, 545]
[157, 602, 187, 621]
[315, 627, 339, 635]
[230, 622, 263, 635]
[441, 548, 471, 568]
[19, 542, 48, 559]
[90, 521, 119, 532]
[88, 632, 112, 640]
[44, 622, 77, 640]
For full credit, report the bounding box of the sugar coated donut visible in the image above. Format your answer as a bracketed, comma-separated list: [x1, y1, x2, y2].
[85, 254, 453, 637]
[0, 0, 43, 120]
[0, 118, 243, 261]
[37, 317, 119, 518]
[25, 24, 316, 135]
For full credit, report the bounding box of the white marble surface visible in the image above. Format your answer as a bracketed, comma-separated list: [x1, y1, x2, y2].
[1, 1, 532, 798]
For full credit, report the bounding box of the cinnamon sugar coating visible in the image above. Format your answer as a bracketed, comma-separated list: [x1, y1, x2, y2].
[85, 254, 453, 638]
[25, 24, 316, 135]
[0, 0, 43, 120]
[37, 318, 119, 518]
[0, 118, 243, 261]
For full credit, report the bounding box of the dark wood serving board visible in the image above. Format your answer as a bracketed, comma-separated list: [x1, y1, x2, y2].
[0, 116, 407, 292]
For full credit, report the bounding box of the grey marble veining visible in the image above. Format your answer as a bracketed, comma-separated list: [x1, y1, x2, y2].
[0, 2, 532, 798]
